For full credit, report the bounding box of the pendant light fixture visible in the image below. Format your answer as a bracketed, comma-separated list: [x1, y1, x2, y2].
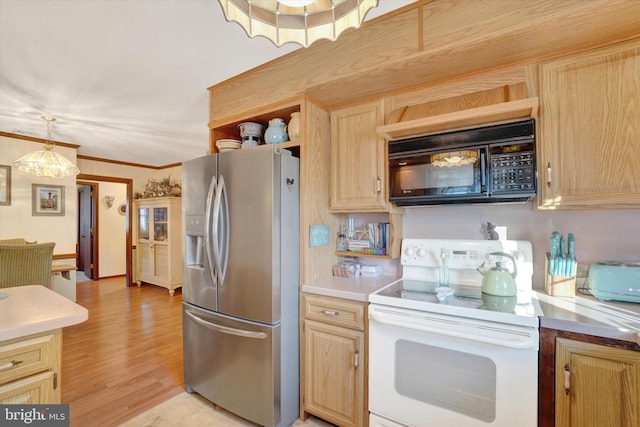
[13, 116, 80, 178]
[217, 0, 379, 48]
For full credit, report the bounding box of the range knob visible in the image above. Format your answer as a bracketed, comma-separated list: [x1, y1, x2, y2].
[404, 247, 416, 257]
[416, 248, 427, 257]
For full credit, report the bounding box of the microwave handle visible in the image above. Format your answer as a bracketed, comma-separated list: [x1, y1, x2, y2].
[480, 152, 486, 187]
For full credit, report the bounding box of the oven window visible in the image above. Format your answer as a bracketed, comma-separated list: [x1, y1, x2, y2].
[395, 339, 496, 422]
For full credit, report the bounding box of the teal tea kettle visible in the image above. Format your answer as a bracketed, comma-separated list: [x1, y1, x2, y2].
[477, 252, 518, 297]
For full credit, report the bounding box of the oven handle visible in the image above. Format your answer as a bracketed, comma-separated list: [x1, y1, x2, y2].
[369, 309, 536, 350]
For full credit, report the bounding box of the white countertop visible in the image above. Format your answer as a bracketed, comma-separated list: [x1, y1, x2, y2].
[302, 275, 399, 302]
[302, 275, 640, 345]
[0, 285, 88, 342]
[535, 291, 640, 344]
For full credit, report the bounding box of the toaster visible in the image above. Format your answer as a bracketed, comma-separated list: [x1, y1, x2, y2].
[588, 262, 640, 303]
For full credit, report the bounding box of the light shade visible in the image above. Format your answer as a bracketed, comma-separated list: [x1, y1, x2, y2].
[218, 0, 379, 47]
[431, 151, 478, 168]
[13, 117, 80, 178]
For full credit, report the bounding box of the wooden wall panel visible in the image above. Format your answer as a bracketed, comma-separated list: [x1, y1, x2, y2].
[306, 0, 640, 107]
[299, 100, 333, 284]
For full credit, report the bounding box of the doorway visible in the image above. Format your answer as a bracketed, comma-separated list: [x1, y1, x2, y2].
[77, 182, 98, 280]
[77, 174, 134, 286]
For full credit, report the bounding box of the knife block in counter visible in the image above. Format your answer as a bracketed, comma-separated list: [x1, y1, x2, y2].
[545, 253, 577, 297]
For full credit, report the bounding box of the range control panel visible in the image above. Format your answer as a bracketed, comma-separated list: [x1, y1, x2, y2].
[400, 238, 534, 289]
[402, 239, 529, 265]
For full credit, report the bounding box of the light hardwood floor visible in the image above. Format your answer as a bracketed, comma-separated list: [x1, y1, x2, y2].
[62, 277, 184, 427]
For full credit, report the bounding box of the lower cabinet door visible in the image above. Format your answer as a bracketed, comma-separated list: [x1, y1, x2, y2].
[555, 338, 640, 427]
[0, 371, 57, 404]
[304, 319, 364, 427]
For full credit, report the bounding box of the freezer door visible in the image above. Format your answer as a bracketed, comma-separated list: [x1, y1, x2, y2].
[182, 154, 217, 217]
[182, 154, 218, 310]
[217, 146, 285, 324]
[183, 303, 280, 427]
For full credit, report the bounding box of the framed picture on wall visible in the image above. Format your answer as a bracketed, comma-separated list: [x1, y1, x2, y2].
[0, 165, 10, 206]
[32, 184, 65, 216]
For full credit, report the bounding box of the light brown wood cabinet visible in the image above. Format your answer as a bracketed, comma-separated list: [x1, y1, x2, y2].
[555, 337, 640, 427]
[330, 100, 387, 212]
[538, 38, 640, 209]
[0, 331, 61, 404]
[135, 197, 182, 295]
[302, 294, 367, 427]
[329, 100, 402, 259]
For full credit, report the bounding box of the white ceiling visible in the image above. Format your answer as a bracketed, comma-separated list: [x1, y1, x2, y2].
[0, 0, 413, 167]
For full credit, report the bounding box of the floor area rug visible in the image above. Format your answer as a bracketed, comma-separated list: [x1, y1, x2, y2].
[120, 392, 336, 427]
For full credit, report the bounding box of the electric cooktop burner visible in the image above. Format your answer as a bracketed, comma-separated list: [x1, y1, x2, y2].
[372, 279, 541, 327]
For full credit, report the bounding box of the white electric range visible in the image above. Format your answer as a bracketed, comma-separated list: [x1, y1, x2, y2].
[368, 238, 542, 427]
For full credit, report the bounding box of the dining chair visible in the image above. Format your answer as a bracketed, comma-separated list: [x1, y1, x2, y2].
[0, 242, 55, 288]
[0, 238, 27, 245]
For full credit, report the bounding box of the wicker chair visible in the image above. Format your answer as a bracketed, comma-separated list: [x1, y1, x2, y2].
[0, 242, 55, 288]
[0, 238, 27, 245]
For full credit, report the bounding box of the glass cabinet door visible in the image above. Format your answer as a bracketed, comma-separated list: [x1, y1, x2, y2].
[153, 207, 168, 241]
[138, 207, 149, 240]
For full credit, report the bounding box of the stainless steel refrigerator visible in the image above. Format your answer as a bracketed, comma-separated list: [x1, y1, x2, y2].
[181, 145, 299, 427]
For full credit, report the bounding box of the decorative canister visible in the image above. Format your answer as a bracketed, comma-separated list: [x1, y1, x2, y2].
[264, 118, 288, 144]
[288, 112, 301, 141]
[238, 122, 264, 145]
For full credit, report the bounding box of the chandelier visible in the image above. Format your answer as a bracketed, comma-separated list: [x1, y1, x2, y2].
[13, 116, 80, 178]
[218, 0, 379, 48]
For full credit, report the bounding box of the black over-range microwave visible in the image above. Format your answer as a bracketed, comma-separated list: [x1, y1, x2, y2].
[388, 119, 536, 206]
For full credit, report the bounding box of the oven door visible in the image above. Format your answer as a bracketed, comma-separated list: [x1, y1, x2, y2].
[368, 304, 539, 427]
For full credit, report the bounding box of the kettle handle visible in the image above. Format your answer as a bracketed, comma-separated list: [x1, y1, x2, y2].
[489, 252, 517, 278]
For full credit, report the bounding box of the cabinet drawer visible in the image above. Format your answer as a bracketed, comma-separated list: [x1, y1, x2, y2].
[0, 370, 57, 404]
[303, 294, 366, 331]
[0, 333, 58, 386]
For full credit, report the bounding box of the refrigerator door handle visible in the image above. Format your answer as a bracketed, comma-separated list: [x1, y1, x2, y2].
[185, 310, 268, 339]
[212, 174, 229, 287]
[204, 175, 218, 287]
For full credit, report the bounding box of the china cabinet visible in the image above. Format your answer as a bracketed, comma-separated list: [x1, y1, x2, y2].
[302, 294, 367, 427]
[538, 38, 640, 209]
[0, 331, 60, 404]
[135, 197, 182, 296]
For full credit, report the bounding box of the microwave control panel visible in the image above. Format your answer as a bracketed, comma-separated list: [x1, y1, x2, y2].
[489, 151, 535, 193]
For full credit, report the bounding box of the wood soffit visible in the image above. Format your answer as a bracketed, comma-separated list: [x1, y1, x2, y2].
[209, 0, 640, 114]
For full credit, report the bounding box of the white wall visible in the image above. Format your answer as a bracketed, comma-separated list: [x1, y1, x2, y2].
[0, 136, 78, 254]
[96, 181, 127, 277]
[77, 158, 181, 196]
[401, 203, 640, 290]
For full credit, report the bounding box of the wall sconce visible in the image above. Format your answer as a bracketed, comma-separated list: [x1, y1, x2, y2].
[104, 195, 115, 208]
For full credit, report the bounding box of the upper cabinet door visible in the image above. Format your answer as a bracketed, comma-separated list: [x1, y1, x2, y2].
[538, 39, 640, 209]
[330, 100, 387, 212]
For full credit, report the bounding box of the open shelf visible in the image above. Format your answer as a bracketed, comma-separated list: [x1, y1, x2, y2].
[335, 251, 392, 260]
